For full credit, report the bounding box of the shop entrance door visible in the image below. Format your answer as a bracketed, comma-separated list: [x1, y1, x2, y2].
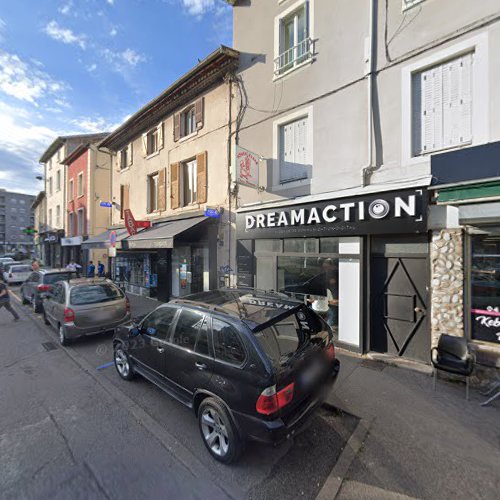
[371, 236, 429, 363]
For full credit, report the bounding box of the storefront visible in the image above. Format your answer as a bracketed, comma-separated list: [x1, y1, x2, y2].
[40, 230, 64, 268]
[61, 236, 83, 267]
[236, 187, 429, 360]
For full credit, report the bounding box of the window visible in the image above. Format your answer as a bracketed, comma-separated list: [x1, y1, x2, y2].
[412, 52, 473, 156]
[77, 208, 84, 234]
[69, 179, 74, 201]
[212, 318, 246, 365]
[144, 124, 164, 156]
[148, 173, 159, 213]
[48, 209, 52, 227]
[279, 116, 309, 183]
[48, 177, 53, 196]
[181, 106, 197, 138]
[56, 170, 61, 191]
[48, 158, 52, 171]
[275, 1, 312, 76]
[70, 284, 124, 306]
[172, 309, 205, 351]
[120, 148, 128, 169]
[56, 205, 61, 227]
[141, 306, 177, 340]
[57, 147, 62, 162]
[403, 0, 425, 10]
[181, 159, 197, 206]
[19, 199, 25, 205]
[68, 213, 74, 236]
[195, 318, 210, 356]
[77, 173, 84, 196]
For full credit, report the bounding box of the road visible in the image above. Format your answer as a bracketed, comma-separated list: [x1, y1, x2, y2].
[1, 286, 358, 500]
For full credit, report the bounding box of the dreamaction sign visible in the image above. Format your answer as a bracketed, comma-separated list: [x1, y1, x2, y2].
[236, 189, 427, 239]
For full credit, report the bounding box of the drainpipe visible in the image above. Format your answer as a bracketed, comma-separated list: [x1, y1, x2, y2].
[361, 0, 376, 187]
[226, 74, 234, 286]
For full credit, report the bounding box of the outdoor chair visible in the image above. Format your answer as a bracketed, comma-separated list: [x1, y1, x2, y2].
[431, 334, 474, 400]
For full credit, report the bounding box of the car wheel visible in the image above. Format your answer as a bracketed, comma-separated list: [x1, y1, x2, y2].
[58, 325, 69, 346]
[31, 296, 41, 313]
[198, 398, 242, 464]
[114, 345, 134, 380]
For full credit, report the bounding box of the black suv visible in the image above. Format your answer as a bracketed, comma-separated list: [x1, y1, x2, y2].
[20, 269, 78, 313]
[112, 289, 340, 463]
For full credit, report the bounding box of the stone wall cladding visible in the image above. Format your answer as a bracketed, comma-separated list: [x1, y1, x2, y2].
[430, 229, 464, 346]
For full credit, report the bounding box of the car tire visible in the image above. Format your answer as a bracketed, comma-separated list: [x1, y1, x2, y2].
[21, 293, 29, 305]
[58, 325, 69, 346]
[31, 296, 42, 313]
[198, 397, 243, 464]
[114, 345, 134, 381]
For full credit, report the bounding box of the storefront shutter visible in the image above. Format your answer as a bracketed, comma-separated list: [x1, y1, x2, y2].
[128, 142, 133, 166]
[173, 114, 180, 142]
[141, 133, 148, 156]
[196, 151, 207, 204]
[157, 122, 164, 150]
[195, 97, 204, 130]
[170, 162, 180, 209]
[158, 168, 166, 211]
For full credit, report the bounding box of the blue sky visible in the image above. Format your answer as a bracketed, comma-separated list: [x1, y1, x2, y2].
[0, 0, 232, 195]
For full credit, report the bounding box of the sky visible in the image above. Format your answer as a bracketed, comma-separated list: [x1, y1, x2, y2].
[0, 0, 233, 195]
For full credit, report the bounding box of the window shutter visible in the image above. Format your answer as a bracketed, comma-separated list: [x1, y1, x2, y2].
[280, 122, 294, 183]
[170, 162, 180, 209]
[141, 133, 148, 156]
[459, 52, 473, 144]
[411, 73, 422, 155]
[432, 65, 443, 151]
[173, 114, 180, 142]
[296, 117, 308, 179]
[157, 122, 164, 150]
[421, 69, 436, 153]
[128, 143, 133, 166]
[158, 168, 166, 211]
[195, 98, 204, 130]
[196, 151, 207, 204]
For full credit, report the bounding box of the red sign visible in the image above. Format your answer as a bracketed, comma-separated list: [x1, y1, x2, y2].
[235, 145, 259, 189]
[124, 209, 151, 236]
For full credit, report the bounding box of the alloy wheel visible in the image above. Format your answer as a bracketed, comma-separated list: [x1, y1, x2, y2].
[114, 349, 130, 377]
[200, 407, 229, 457]
[58, 326, 66, 345]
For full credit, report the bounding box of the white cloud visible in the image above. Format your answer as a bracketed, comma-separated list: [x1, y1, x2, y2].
[0, 49, 69, 104]
[43, 20, 87, 49]
[106, 0, 115, 5]
[59, 2, 73, 15]
[87, 63, 97, 73]
[102, 48, 146, 71]
[109, 27, 118, 37]
[180, 0, 217, 16]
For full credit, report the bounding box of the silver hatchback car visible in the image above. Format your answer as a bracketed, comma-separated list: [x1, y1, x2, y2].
[43, 278, 131, 345]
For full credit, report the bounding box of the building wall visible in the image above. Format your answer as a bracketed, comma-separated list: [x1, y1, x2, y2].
[67, 149, 89, 237]
[90, 147, 112, 237]
[0, 189, 35, 252]
[44, 144, 67, 233]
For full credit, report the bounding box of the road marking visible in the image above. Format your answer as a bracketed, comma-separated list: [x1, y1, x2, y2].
[96, 361, 114, 371]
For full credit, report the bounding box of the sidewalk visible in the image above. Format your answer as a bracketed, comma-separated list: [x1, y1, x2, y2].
[328, 352, 500, 499]
[126, 292, 162, 318]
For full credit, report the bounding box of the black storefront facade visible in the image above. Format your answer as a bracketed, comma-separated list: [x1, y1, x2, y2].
[236, 187, 431, 362]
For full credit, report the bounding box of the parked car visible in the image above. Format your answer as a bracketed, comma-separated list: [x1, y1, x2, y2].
[0, 257, 15, 274]
[112, 289, 340, 463]
[43, 278, 131, 345]
[2, 263, 31, 284]
[20, 269, 78, 313]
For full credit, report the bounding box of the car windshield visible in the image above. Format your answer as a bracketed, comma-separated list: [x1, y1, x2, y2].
[70, 284, 124, 305]
[10, 265, 31, 273]
[45, 272, 75, 284]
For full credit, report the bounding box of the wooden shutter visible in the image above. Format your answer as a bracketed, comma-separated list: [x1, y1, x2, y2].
[141, 133, 148, 156]
[157, 122, 164, 150]
[195, 98, 204, 130]
[120, 184, 129, 219]
[173, 114, 180, 142]
[128, 142, 133, 166]
[196, 151, 207, 204]
[170, 162, 180, 209]
[158, 168, 166, 211]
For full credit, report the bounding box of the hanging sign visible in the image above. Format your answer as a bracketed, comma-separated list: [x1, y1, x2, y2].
[235, 145, 260, 189]
[204, 208, 221, 219]
[100, 201, 113, 208]
[123, 209, 152, 236]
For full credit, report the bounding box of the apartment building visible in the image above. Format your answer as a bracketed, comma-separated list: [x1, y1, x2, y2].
[0, 189, 35, 255]
[228, 0, 500, 369]
[32, 191, 47, 260]
[87, 46, 239, 301]
[38, 133, 109, 267]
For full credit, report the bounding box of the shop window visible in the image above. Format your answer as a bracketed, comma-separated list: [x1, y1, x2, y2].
[172, 309, 205, 351]
[212, 318, 246, 365]
[255, 239, 283, 253]
[182, 159, 197, 206]
[470, 231, 500, 345]
[283, 238, 318, 253]
[320, 238, 339, 254]
[148, 173, 159, 213]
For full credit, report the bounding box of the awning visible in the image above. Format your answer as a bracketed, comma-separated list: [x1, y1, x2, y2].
[81, 228, 129, 249]
[123, 216, 207, 250]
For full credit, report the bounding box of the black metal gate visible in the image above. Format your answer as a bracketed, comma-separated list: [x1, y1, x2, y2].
[371, 237, 429, 362]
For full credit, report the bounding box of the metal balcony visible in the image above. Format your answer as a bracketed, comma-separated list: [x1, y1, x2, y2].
[274, 37, 313, 76]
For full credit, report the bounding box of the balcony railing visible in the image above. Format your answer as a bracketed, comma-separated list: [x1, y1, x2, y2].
[274, 37, 313, 76]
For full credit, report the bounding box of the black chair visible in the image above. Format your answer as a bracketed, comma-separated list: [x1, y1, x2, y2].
[431, 334, 474, 400]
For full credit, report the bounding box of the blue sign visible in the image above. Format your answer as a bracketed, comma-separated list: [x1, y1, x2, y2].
[204, 208, 221, 219]
[100, 201, 113, 208]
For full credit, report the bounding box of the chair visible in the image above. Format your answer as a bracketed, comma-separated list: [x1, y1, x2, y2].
[431, 334, 474, 400]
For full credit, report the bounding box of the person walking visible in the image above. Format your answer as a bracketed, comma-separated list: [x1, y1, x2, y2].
[31, 259, 40, 272]
[0, 281, 20, 321]
[97, 261, 105, 278]
[87, 261, 96, 278]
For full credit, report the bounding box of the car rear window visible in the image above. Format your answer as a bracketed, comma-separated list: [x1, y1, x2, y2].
[44, 272, 75, 284]
[70, 284, 124, 305]
[11, 265, 31, 273]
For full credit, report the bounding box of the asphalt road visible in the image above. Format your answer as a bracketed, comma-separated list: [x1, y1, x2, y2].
[1, 286, 358, 500]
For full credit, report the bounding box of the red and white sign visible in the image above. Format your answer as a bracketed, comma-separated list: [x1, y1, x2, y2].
[235, 145, 259, 189]
[124, 209, 151, 236]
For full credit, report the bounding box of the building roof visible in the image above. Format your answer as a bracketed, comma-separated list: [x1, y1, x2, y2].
[100, 45, 239, 151]
[39, 132, 110, 163]
[61, 133, 110, 165]
[31, 191, 46, 210]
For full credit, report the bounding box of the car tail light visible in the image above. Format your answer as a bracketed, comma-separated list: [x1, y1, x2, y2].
[256, 382, 295, 416]
[325, 343, 336, 361]
[64, 307, 75, 323]
[125, 296, 130, 313]
[37, 284, 50, 292]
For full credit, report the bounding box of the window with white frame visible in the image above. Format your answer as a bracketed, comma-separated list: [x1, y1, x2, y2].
[182, 159, 198, 206]
[181, 106, 197, 138]
[147, 128, 159, 155]
[279, 116, 310, 183]
[48, 177, 53, 196]
[68, 212, 74, 236]
[77, 209, 85, 234]
[412, 52, 473, 156]
[148, 172, 159, 213]
[56, 170, 61, 191]
[275, 1, 312, 76]
[77, 172, 84, 196]
[48, 209, 52, 227]
[69, 179, 74, 201]
[56, 205, 61, 227]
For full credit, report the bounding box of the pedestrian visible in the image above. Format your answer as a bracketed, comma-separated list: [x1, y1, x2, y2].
[87, 261, 96, 278]
[31, 259, 40, 272]
[0, 280, 20, 321]
[97, 261, 105, 277]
